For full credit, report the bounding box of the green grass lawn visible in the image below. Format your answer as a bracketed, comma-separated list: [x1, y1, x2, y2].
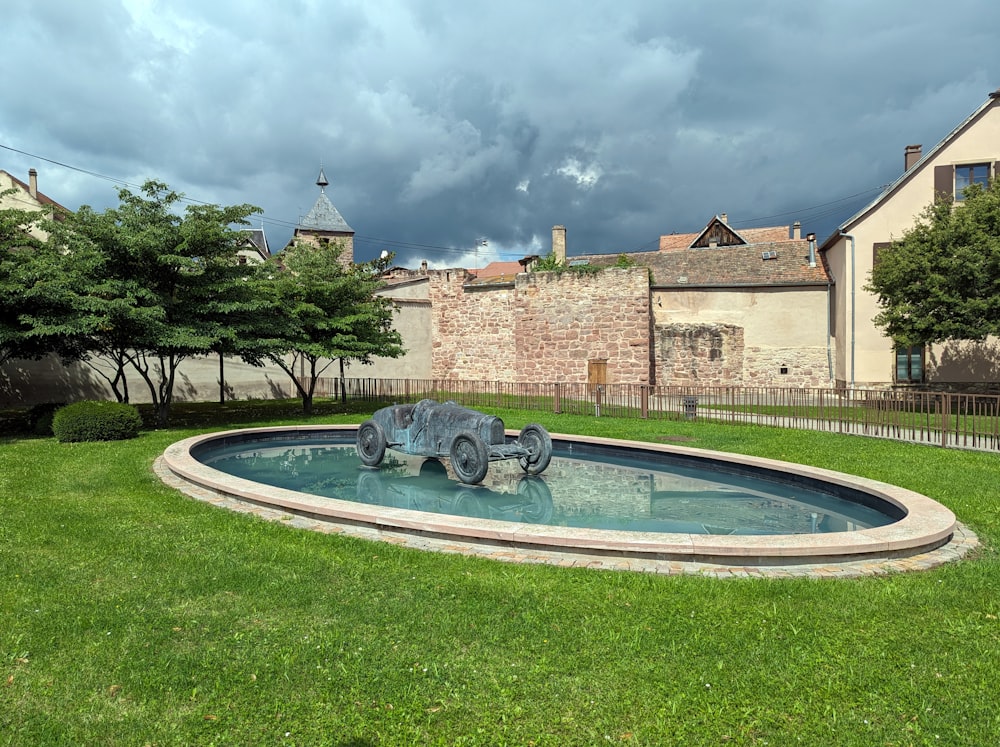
[2, 404, 999, 745]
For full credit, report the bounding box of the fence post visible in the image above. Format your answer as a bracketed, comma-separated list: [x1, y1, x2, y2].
[641, 385, 649, 419]
[554, 383, 561, 414]
[941, 393, 950, 448]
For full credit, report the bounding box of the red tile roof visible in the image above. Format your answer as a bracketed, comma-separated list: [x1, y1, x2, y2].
[0, 170, 69, 214]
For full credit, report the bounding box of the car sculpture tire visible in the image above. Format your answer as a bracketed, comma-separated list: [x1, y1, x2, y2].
[356, 419, 387, 467]
[517, 423, 553, 475]
[449, 431, 490, 484]
[355, 469, 386, 505]
[516, 476, 554, 523]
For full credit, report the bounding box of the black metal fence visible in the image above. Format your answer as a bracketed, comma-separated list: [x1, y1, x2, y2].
[304, 377, 1000, 452]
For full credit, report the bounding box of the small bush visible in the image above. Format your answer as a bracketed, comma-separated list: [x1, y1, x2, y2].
[52, 401, 143, 443]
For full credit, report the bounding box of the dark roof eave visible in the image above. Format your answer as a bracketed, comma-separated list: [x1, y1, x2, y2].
[652, 281, 832, 290]
[464, 280, 516, 290]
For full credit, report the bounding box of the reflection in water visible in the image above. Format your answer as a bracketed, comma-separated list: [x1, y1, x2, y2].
[356, 459, 554, 524]
[198, 439, 896, 535]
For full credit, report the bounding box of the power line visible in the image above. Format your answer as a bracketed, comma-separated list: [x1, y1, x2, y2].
[2, 141, 893, 259]
[1, 141, 475, 258]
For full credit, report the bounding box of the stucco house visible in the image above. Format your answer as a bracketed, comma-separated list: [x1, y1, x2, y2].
[0, 168, 67, 240]
[820, 88, 1000, 390]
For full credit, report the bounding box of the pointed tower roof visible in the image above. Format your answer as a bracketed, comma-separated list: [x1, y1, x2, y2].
[300, 192, 354, 232]
[298, 168, 353, 233]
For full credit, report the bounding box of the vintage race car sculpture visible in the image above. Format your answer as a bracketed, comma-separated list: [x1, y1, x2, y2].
[356, 399, 553, 484]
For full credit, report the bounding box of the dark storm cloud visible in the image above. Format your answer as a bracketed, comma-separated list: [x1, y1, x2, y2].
[2, 0, 999, 267]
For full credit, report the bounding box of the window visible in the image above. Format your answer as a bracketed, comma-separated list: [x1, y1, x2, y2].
[954, 163, 990, 200]
[872, 242, 892, 268]
[895, 345, 925, 383]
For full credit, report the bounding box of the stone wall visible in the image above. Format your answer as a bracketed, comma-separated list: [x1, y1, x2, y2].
[514, 269, 651, 383]
[742, 345, 831, 388]
[653, 322, 831, 387]
[654, 323, 744, 386]
[429, 268, 652, 383]
[429, 270, 519, 380]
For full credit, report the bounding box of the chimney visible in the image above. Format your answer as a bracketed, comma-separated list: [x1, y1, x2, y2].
[806, 233, 817, 268]
[552, 225, 567, 263]
[904, 144, 922, 172]
[28, 168, 38, 199]
[792, 221, 801, 240]
[720, 212, 728, 224]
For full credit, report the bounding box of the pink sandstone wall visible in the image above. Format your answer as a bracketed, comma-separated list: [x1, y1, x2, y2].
[428, 270, 518, 380]
[429, 268, 651, 383]
[514, 270, 651, 383]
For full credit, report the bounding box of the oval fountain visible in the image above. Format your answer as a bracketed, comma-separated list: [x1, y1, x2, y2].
[158, 424, 971, 576]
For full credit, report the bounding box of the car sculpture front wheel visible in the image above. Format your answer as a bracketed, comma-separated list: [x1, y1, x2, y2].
[517, 423, 553, 475]
[449, 431, 490, 484]
[356, 419, 387, 466]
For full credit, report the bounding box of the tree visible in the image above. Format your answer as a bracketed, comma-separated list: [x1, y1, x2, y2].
[1, 195, 97, 368]
[52, 181, 263, 425]
[251, 239, 404, 415]
[0, 198, 46, 367]
[867, 179, 1000, 347]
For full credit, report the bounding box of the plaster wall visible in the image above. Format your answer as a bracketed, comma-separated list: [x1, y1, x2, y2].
[653, 286, 832, 387]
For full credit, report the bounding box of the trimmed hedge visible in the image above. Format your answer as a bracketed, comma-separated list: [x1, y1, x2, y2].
[52, 401, 143, 443]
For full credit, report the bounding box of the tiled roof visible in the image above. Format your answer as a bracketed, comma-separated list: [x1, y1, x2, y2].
[0, 170, 69, 214]
[582, 240, 830, 287]
[476, 260, 523, 278]
[659, 224, 791, 251]
[241, 228, 270, 257]
[298, 191, 353, 233]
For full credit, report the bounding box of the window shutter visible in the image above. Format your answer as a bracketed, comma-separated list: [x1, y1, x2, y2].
[933, 165, 953, 200]
[994, 161, 1000, 179]
[873, 242, 891, 268]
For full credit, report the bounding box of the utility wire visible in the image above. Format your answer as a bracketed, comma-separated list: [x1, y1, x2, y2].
[2, 141, 892, 259]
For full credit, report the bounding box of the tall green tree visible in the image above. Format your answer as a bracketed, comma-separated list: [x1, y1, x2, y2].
[1, 195, 97, 368]
[251, 239, 404, 415]
[867, 179, 1000, 346]
[53, 181, 263, 425]
[0, 197, 45, 367]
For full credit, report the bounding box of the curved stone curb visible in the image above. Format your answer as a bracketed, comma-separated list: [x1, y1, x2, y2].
[154, 431, 979, 578]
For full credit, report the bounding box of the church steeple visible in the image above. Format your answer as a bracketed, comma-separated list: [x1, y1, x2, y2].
[291, 166, 355, 264]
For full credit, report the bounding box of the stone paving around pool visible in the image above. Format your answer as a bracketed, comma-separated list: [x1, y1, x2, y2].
[154, 457, 979, 579]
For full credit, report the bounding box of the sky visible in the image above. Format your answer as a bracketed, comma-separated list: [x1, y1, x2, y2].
[2, 0, 999, 269]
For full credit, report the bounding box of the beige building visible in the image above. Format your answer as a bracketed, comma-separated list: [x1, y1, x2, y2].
[821, 88, 1000, 389]
[0, 168, 66, 239]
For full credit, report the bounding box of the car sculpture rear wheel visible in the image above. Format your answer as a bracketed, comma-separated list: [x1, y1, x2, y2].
[356, 419, 387, 466]
[449, 431, 490, 484]
[517, 423, 553, 475]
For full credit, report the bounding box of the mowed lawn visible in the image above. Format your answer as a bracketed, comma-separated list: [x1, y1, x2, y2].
[2, 405, 999, 746]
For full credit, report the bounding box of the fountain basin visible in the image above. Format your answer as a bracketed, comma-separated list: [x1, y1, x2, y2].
[158, 425, 965, 572]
